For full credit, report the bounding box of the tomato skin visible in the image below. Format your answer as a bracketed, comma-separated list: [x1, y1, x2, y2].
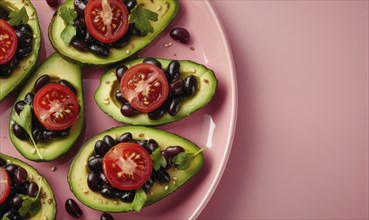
[0, 167, 10, 205]
[0, 19, 18, 65]
[120, 63, 169, 113]
[84, 0, 129, 44]
[102, 143, 152, 190]
[33, 83, 79, 131]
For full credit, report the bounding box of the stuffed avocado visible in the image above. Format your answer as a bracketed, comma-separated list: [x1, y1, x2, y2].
[95, 57, 217, 126]
[48, 0, 179, 66]
[0, 0, 41, 101]
[0, 153, 56, 219]
[9, 53, 84, 162]
[68, 126, 204, 212]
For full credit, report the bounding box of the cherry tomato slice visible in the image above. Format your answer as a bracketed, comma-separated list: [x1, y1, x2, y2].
[33, 83, 79, 131]
[102, 142, 152, 190]
[84, 0, 129, 44]
[0, 167, 10, 205]
[0, 19, 18, 64]
[120, 63, 169, 113]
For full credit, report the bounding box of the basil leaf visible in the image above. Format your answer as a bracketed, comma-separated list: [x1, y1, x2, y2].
[8, 6, 29, 26]
[129, 6, 158, 36]
[172, 148, 205, 170]
[150, 148, 167, 171]
[12, 105, 43, 160]
[131, 189, 147, 212]
[60, 6, 77, 24]
[61, 24, 77, 45]
[29, 199, 41, 217]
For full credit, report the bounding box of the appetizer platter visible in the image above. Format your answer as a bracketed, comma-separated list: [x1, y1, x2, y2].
[0, 0, 237, 219]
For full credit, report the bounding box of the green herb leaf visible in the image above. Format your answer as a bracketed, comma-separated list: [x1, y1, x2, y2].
[129, 5, 158, 36]
[131, 189, 147, 212]
[172, 148, 206, 170]
[18, 177, 42, 217]
[8, 6, 29, 26]
[12, 104, 43, 160]
[61, 24, 77, 45]
[1, 215, 11, 220]
[150, 148, 167, 171]
[60, 6, 77, 24]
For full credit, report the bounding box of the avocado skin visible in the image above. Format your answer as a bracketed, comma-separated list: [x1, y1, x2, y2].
[95, 58, 218, 126]
[0, 0, 41, 101]
[0, 153, 57, 219]
[68, 126, 204, 212]
[48, 0, 179, 66]
[9, 53, 84, 162]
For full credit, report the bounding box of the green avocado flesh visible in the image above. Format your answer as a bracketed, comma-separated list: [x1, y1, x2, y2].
[0, 0, 41, 101]
[95, 58, 218, 126]
[68, 126, 204, 212]
[9, 53, 84, 162]
[0, 153, 57, 219]
[48, 0, 179, 66]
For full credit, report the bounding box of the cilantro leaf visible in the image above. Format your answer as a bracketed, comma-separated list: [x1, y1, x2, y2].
[60, 6, 77, 24]
[59, 6, 77, 45]
[172, 148, 206, 170]
[61, 24, 77, 45]
[8, 6, 29, 26]
[150, 148, 167, 171]
[18, 177, 42, 217]
[129, 5, 158, 36]
[12, 104, 43, 160]
[131, 189, 147, 211]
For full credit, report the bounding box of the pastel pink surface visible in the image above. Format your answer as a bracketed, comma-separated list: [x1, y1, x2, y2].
[199, 1, 368, 219]
[0, 0, 236, 219]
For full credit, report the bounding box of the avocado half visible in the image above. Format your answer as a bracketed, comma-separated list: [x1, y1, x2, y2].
[95, 58, 217, 126]
[9, 53, 84, 161]
[0, 153, 57, 219]
[48, 0, 179, 66]
[68, 126, 204, 212]
[0, 0, 41, 101]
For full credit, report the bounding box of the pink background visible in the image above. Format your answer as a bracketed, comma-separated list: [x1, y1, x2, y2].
[199, 1, 368, 219]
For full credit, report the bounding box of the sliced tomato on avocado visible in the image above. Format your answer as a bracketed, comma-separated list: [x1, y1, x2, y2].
[0, 167, 10, 205]
[33, 83, 79, 131]
[0, 19, 18, 65]
[120, 63, 169, 113]
[84, 0, 129, 44]
[103, 142, 152, 190]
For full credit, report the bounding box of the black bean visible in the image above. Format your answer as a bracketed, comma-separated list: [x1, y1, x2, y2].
[101, 187, 115, 198]
[148, 107, 165, 120]
[145, 139, 158, 154]
[24, 92, 35, 106]
[168, 98, 180, 116]
[18, 24, 33, 35]
[143, 57, 162, 69]
[87, 172, 101, 192]
[15, 181, 29, 195]
[162, 146, 185, 169]
[170, 27, 190, 44]
[152, 167, 170, 184]
[14, 167, 28, 184]
[3, 210, 19, 220]
[74, 0, 86, 17]
[71, 38, 89, 52]
[115, 91, 125, 104]
[14, 100, 27, 115]
[124, 0, 137, 12]
[74, 18, 87, 38]
[115, 65, 128, 82]
[128, 23, 141, 36]
[27, 182, 39, 197]
[142, 177, 154, 193]
[15, 30, 33, 47]
[120, 103, 138, 116]
[46, 0, 59, 8]
[89, 44, 109, 57]
[99, 173, 112, 188]
[13, 123, 29, 140]
[55, 129, 69, 138]
[34, 75, 50, 93]
[103, 135, 116, 148]
[101, 212, 114, 220]
[65, 198, 83, 218]
[59, 80, 77, 94]
[94, 140, 110, 157]
[88, 156, 103, 173]
[4, 164, 18, 178]
[0, 6, 9, 20]
[120, 190, 135, 203]
[169, 79, 184, 97]
[167, 60, 180, 81]
[184, 75, 197, 96]
[15, 46, 32, 60]
[10, 195, 23, 210]
[117, 132, 132, 143]
[0, 157, 6, 166]
[110, 33, 131, 48]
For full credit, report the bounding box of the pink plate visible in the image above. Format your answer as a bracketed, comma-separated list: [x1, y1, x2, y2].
[0, 0, 237, 219]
